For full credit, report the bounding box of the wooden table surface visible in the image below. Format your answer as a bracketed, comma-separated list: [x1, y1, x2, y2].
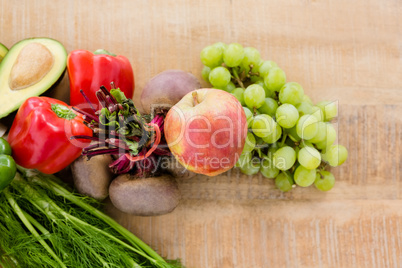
[2, 0, 402, 267]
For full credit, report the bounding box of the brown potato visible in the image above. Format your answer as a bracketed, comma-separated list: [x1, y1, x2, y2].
[109, 174, 180, 216]
[71, 155, 113, 201]
[140, 69, 201, 114]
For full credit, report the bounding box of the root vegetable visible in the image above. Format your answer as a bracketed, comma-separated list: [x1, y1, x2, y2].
[71, 155, 113, 200]
[141, 70, 201, 114]
[109, 174, 180, 216]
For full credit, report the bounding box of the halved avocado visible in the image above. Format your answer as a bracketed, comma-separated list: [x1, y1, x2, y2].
[0, 43, 8, 63]
[0, 38, 67, 118]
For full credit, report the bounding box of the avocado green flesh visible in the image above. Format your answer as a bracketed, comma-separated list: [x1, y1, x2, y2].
[0, 43, 8, 63]
[0, 38, 67, 118]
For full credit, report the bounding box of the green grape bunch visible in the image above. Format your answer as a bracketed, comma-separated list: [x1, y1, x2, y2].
[200, 42, 348, 192]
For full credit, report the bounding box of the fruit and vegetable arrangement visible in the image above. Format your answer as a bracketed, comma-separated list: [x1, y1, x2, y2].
[0, 37, 348, 267]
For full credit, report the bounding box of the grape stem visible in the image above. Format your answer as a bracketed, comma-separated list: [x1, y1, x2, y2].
[318, 171, 324, 179]
[232, 68, 245, 89]
[319, 162, 328, 173]
[279, 133, 288, 147]
[248, 64, 259, 77]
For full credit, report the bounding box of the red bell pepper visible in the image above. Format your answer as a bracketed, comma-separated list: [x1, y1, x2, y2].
[8, 97, 93, 174]
[67, 49, 134, 115]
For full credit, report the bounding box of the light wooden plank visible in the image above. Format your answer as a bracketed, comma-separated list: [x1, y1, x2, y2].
[106, 199, 402, 268]
[1, 0, 401, 267]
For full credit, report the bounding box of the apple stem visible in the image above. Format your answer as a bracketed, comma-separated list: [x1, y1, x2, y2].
[192, 91, 199, 106]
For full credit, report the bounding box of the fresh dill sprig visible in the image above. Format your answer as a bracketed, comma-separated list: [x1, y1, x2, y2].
[0, 168, 181, 268]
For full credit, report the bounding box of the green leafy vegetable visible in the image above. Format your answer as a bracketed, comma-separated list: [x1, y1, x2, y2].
[0, 167, 181, 268]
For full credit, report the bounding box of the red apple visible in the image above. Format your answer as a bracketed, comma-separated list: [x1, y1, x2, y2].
[164, 88, 247, 176]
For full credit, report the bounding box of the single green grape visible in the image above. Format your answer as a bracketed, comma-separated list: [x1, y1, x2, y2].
[201, 66, 211, 83]
[223, 43, 245, 67]
[242, 132, 256, 154]
[219, 81, 236, 92]
[273, 146, 296, 171]
[258, 60, 278, 77]
[262, 123, 282, 144]
[256, 59, 264, 69]
[241, 47, 261, 70]
[209, 67, 231, 88]
[264, 67, 286, 92]
[279, 82, 304, 106]
[252, 114, 276, 138]
[311, 106, 324, 122]
[302, 94, 314, 105]
[244, 84, 266, 109]
[260, 154, 280, 179]
[309, 121, 327, 143]
[275, 172, 294, 192]
[254, 79, 273, 98]
[287, 125, 301, 142]
[243, 107, 253, 126]
[294, 166, 316, 187]
[240, 157, 261, 175]
[298, 146, 321, 170]
[324, 144, 348, 167]
[315, 123, 337, 149]
[296, 101, 313, 116]
[316, 101, 337, 121]
[235, 152, 252, 168]
[200, 45, 223, 67]
[258, 98, 278, 117]
[231, 87, 246, 106]
[248, 110, 260, 129]
[212, 42, 227, 52]
[296, 114, 319, 140]
[275, 103, 299, 129]
[314, 170, 335, 191]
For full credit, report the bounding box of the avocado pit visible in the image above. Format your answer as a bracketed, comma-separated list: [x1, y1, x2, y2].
[9, 42, 54, 90]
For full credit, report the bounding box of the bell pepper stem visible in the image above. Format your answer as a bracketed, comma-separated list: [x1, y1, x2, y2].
[51, 103, 77, 120]
[93, 49, 116, 57]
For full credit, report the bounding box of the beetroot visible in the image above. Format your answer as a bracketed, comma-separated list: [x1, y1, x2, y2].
[109, 174, 180, 216]
[140, 70, 201, 114]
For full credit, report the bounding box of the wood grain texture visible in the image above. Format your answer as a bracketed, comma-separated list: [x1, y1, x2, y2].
[1, 0, 402, 267]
